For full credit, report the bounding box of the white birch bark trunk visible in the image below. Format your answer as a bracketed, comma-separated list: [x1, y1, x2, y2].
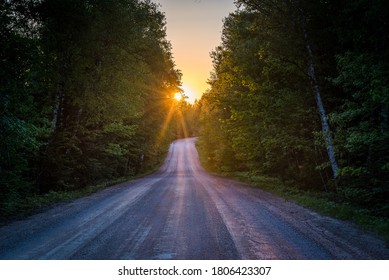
[304, 28, 339, 178]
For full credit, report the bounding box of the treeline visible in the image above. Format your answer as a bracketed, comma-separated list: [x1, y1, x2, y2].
[0, 0, 183, 216]
[197, 0, 389, 217]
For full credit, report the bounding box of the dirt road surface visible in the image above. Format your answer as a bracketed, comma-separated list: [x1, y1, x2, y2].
[0, 138, 388, 259]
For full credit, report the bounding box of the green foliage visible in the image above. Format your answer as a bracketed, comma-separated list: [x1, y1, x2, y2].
[1, 0, 181, 217]
[325, 0, 389, 216]
[198, 7, 326, 188]
[198, 0, 389, 218]
[1, 0, 49, 211]
[330, 52, 389, 215]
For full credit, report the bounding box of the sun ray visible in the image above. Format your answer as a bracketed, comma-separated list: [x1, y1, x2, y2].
[178, 110, 189, 138]
[155, 102, 176, 148]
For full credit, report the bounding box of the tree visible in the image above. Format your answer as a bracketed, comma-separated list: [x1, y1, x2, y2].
[1, 0, 181, 217]
[235, 0, 339, 177]
[0, 0, 48, 214]
[198, 0, 389, 216]
[199, 5, 329, 185]
[37, 0, 182, 190]
[328, 0, 389, 214]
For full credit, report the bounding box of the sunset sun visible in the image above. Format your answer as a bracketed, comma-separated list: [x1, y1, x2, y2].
[174, 92, 182, 101]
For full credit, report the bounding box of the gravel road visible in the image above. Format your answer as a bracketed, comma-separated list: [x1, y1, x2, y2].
[0, 138, 388, 259]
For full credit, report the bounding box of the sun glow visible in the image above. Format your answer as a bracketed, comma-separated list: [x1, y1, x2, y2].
[174, 92, 182, 101]
[181, 85, 197, 104]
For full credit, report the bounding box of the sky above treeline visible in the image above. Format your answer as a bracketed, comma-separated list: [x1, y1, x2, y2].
[153, 0, 236, 103]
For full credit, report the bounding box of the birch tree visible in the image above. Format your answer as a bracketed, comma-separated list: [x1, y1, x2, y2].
[236, 0, 339, 177]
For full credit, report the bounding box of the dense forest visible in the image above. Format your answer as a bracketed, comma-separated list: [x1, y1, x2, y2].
[197, 0, 389, 218]
[1, 0, 388, 224]
[0, 0, 191, 217]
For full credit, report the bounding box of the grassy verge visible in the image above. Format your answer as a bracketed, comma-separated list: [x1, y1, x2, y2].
[1, 142, 174, 226]
[195, 143, 389, 243]
[0, 177, 124, 226]
[0, 165, 161, 226]
[221, 171, 389, 244]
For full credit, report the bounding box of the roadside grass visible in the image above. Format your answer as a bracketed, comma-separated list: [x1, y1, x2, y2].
[0, 166, 161, 226]
[195, 143, 389, 243]
[0, 178, 123, 226]
[221, 171, 389, 244]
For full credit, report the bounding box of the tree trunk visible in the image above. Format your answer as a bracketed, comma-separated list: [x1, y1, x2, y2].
[51, 90, 63, 129]
[303, 26, 339, 178]
[51, 55, 69, 130]
[241, 0, 340, 177]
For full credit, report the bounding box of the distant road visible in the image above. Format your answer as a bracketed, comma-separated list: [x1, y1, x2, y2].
[0, 138, 388, 259]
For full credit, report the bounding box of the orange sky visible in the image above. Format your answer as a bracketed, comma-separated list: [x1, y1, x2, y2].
[153, 0, 236, 103]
